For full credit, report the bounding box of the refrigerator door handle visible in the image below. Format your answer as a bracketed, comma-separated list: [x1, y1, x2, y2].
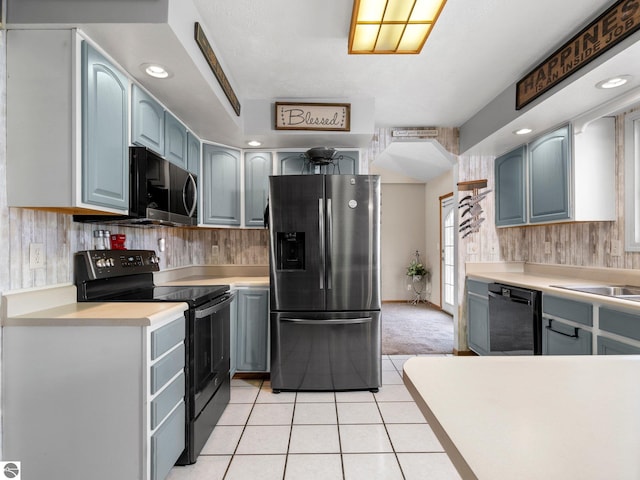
[281, 317, 372, 325]
[319, 198, 325, 290]
[327, 198, 332, 290]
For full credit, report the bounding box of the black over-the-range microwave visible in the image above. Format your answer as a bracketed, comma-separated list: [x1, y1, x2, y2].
[74, 146, 198, 227]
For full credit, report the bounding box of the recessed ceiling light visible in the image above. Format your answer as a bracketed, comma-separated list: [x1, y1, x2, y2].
[247, 140, 262, 147]
[141, 63, 172, 79]
[514, 128, 533, 135]
[596, 75, 631, 89]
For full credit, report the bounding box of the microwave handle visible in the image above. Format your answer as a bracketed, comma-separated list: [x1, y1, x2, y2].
[183, 173, 197, 217]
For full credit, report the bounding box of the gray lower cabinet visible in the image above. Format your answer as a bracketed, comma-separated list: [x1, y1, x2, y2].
[467, 279, 489, 355]
[244, 152, 272, 227]
[541, 294, 592, 355]
[230, 292, 239, 377]
[236, 288, 270, 372]
[3, 315, 186, 480]
[598, 307, 640, 354]
[598, 336, 640, 354]
[542, 317, 592, 355]
[202, 143, 241, 226]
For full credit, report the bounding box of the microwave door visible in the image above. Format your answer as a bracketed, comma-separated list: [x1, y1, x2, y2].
[169, 164, 198, 225]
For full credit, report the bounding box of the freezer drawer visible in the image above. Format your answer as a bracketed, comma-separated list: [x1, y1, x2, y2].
[270, 311, 381, 392]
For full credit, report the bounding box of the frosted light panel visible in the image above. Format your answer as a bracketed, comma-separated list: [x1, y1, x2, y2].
[357, 0, 387, 21]
[352, 24, 380, 51]
[383, 0, 414, 21]
[397, 24, 431, 51]
[376, 24, 404, 51]
[411, 0, 442, 20]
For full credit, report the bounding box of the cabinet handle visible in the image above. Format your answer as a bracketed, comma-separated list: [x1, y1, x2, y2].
[545, 319, 579, 338]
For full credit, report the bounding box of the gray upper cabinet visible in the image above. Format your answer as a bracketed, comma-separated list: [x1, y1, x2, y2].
[81, 41, 129, 211]
[494, 117, 614, 227]
[529, 125, 570, 223]
[494, 146, 526, 226]
[164, 112, 188, 169]
[187, 131, 201, 175]
[6, 29, 129, 213]
[132, 85, 165, 156]
[277, 150, 359, 175]
[244, 152, 272, 227]
[202, 143, 241, 226]
[277, 151, 307, 174]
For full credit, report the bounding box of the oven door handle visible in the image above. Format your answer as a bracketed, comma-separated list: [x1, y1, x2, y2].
[195, 293, 235, 318]
[281, 317, 372, 325]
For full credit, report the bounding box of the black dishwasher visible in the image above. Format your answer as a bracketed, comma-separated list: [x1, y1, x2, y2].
[488, 283, 542, 355]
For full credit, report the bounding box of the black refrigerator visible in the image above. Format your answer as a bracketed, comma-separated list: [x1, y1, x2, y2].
[269, 174, 381, 392]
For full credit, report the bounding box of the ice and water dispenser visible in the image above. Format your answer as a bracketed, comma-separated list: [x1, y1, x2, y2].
[276, 232, 305, 270]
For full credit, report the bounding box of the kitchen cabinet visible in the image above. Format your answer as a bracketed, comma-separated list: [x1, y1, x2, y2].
[164, 111, 188, 169]
[187, 131, 201, 175]
[597, 306, 640, 354]
[494, 146, 526, 226]
[542, 317, 592, 355]
[541, 295, 592, 355]
[7, 29, 129, 214]
[244, 152, 272, 227]
[277, 150, 359, 175]
[202, 143, 241, 226]
[529, 126, 571, 223]
[235, 287, 270, 372]
[466, 279, 490, 355]
[132, 84, 165, 156]
[597, 336, 640, 354]
[82, 41, 129, 211]
[230, 292, 239, 377]
[3, 314, 186, 480]
[494, 117, 615, 227]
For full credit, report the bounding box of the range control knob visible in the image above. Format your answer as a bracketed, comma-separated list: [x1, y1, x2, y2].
[149, 255, 159, 265]
[96, 259, 106, 268]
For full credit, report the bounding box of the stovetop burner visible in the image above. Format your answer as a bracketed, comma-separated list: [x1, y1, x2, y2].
[74, 250, 229, 306]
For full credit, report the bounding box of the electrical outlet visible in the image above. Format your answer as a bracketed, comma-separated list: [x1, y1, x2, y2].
[466, 242, 478, 255]
[544, 242, 552, 254]
[407, 284, 412, 291]
[29, 243, 45, 269]
[212, 245, 219, 258]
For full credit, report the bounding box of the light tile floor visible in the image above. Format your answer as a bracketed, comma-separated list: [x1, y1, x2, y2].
[167, 355, 462, 480]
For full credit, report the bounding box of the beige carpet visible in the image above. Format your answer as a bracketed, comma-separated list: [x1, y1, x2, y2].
[381, 302, 454, 355]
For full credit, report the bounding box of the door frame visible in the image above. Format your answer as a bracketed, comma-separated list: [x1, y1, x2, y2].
[440, 192, 455, 314]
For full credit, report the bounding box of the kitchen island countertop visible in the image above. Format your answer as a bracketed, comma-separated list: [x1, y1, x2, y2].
[403, 355, 640, 480]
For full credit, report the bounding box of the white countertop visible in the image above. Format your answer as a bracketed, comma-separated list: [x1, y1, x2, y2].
[466, 264, 640, 310]
[3, 301, 188, 327]
[403, 355, 640, 480]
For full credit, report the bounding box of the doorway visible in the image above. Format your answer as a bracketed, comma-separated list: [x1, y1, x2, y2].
[440, 193, 455, 315]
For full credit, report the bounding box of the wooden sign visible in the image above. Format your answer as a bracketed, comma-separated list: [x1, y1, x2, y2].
[516, 0, 640, 110]
[194, 22, 241, 116]
[275, 102, 350, 131]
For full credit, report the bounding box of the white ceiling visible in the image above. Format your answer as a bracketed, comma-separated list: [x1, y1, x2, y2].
[15, 0, 639, 180]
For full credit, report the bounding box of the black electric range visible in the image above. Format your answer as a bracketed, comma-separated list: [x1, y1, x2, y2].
[74, 250, 234, 466]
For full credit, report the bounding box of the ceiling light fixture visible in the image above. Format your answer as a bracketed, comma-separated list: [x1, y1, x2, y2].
[514, 128, 533, 135]
[247, 140, 262, 147]
[348, 0, 448, 54]
[595, 75, 631, 89]
[141, 63, 172, 79]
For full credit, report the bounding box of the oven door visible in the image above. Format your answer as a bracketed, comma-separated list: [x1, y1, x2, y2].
[193, 292, 234, 415]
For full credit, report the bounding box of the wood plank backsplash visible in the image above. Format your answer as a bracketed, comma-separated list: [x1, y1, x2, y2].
[4, 210, 269, 291]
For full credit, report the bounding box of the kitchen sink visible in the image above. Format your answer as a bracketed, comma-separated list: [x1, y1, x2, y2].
[552, 284, 640, 300]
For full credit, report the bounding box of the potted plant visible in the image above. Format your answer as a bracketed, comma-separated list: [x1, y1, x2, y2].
[407, 260, 429, 281]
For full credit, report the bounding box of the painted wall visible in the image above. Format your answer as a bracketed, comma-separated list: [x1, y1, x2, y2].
[379, 183, 426, 301]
